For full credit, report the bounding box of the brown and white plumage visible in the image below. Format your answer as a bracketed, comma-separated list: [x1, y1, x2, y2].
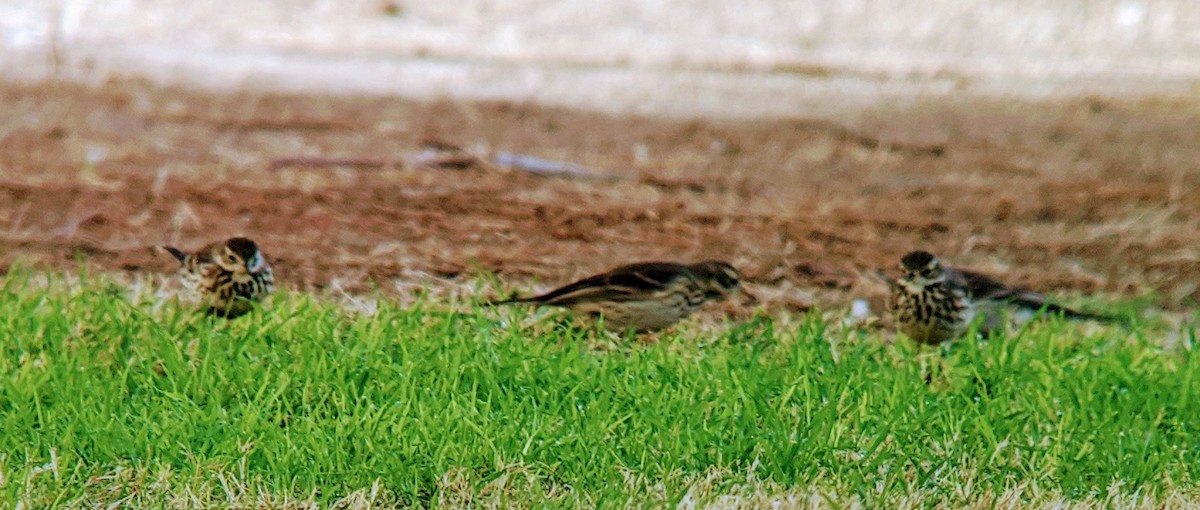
[888, 250, 1111, 344]
[887, 251, 975, 345]
[492, 260, 741, 332]
[162, 237, 274, 318]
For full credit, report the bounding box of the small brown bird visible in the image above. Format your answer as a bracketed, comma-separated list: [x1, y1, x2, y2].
[492, 260, 741, 333]
[888, 250, 1111, 344]
[162, 237, 274, 318]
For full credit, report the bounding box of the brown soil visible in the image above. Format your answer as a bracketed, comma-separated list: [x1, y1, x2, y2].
[2, 80, 1198, 315]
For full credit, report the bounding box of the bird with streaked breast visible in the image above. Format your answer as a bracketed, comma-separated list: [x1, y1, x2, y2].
[888, 250, 1112, 345]
[162, 236, 274, 319]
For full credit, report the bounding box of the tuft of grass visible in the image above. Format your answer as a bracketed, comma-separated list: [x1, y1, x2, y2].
[0, 271, 1197, 508]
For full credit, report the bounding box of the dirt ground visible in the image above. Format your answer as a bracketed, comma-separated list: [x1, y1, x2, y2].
[1, 80, 1197, 317]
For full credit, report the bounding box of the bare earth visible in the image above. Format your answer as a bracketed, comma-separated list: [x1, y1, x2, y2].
[1, 80, 1197, 317]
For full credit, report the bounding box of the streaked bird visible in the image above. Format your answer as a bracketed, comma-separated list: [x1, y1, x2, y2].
[888, 250, 1111, 344]
[492, 260, 741, 332]
[162, 237, 274, 318]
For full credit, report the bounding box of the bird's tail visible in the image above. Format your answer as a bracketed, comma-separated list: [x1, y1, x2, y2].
[998, 288, 1119, 324]
[161, 246, 188, 264]
[1041, 303, 1118, 323]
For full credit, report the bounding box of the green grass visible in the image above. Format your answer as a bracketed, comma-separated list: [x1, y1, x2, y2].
[1, 271, 1198, 508]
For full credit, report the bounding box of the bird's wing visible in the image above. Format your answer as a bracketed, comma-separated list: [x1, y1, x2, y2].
[951, 266, 1055, 308]
[951, 267, 1114, 321]
[946, 266, 1014, 301]
[983, 285, 1060, 311]
[512, 262, 690, 306]
[190, 242, 221, 265]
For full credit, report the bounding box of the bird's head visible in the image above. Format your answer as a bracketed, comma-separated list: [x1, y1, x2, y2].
[898, 250, 946, 287]
[690, 260, 741, 300]
[216, 237, 266, 274]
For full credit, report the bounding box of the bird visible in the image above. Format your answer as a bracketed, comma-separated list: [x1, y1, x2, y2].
[887, 250, 1111, 344]
[161, 237, 274, 318]
[491, 260, 742, 333]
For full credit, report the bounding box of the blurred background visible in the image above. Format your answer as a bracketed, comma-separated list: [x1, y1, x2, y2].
[4, 0, 1198, 118]
[2, 0, 1198, 315]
